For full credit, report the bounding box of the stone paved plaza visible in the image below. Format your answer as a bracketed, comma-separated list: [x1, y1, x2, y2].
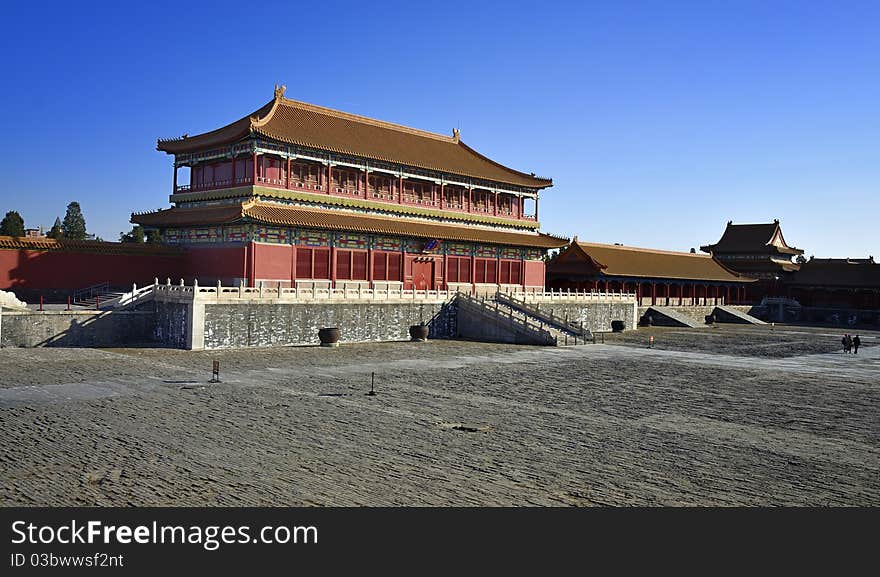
[1, 324, 878, 506]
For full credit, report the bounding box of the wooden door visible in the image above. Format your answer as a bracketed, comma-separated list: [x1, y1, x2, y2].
[412, 261, 434, 290]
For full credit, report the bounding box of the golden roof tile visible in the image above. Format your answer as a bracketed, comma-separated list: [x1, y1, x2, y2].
[157, 88, 551, 189]
[132, 202, 567, 249]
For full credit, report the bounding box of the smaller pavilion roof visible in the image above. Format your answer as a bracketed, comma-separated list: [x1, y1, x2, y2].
[700, 220, 803, 256]
[550, 241, 755, 282]
[788, 256, 880, 288]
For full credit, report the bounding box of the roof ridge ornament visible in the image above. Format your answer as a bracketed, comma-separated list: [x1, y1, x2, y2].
[452, 128, 460, 143]
[274, 84, 286, 100]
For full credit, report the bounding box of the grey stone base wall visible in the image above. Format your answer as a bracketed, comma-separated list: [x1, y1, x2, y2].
[533, 302, 637, 332]
[201, 300, 457, 349]
[151, 302, 191, 349]
[0, 310, 156, 348]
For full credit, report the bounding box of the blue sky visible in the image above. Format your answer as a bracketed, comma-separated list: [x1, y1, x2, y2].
[1, 0, 877, 258]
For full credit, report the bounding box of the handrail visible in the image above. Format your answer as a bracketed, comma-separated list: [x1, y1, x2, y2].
[72, 281, 110, 303]
[495, 292, 591, 337]
[457, 293, 556, 343]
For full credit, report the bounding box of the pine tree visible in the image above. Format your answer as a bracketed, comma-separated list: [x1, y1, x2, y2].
[46, 217, 63, 239]
[120, 225, 145, 243]
[62, 202, 87, 240]
[0, 211, 25, 237]
[145, 229, 162, 244]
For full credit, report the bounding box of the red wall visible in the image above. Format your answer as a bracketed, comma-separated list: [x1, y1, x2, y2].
[184, 245, 248, 285]
[1, 243, 549, 294]
[253, 243, 293, 282]
[0, 248, 185, 291]
[523, 260, 545, 288]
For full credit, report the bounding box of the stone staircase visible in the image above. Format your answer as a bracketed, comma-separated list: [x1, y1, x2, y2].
[495, 292, 594, 343]
[72, 282, 126, 310]
[456, 294, 592, 346]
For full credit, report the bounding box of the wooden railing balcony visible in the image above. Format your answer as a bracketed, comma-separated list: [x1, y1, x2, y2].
[174, 175, 538, 223]
[402, 196, 439, 207]
[330, 186, 362, 198]
[290, 179, 323, 192]
[256, 176, 285, 187]
[369, 190, 395, 201]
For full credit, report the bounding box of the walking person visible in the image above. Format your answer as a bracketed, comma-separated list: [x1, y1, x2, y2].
[845, 334, 853, 354]
[852, 335, 861, 355]
[841, 334, 848, 353]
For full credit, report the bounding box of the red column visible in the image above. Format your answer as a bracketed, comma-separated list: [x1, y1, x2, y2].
[327, 164, 333, 194]
[330, 246, 337, 288]
[471, 254, 476, 293]
[493, 191, 498, 215]
[172, 163, 177, 192]
[651, 282, 656, 305]
[367, 248, 374, 287]
[286, 157, 292, 189]
[401, 248, 406, 284]
[247, 241, 256, 287]
[399, 175, 403, 204]
[252, 152, 258, 185]
[231, 155, 236, 185]
[468, 187, 472, 212]
[439, 183, 444, 210]
[519, 196, 524, 219]
[364, 169, 369, 199]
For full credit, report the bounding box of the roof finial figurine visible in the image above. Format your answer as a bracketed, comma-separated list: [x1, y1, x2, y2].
[274, 83, 286, 100]
[452, 127, 460, 142]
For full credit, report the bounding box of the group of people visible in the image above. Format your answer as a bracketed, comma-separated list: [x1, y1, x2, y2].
[841, 334, 861, 354]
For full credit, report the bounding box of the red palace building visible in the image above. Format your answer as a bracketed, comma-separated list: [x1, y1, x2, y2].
[132, 86, 567, 292]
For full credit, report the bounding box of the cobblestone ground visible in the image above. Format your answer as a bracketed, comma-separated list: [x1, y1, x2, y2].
[1, 324, 878, 506]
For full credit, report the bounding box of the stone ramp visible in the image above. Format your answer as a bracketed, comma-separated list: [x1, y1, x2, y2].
[644, 306, 707, 328]
[713, 305, 767, 325]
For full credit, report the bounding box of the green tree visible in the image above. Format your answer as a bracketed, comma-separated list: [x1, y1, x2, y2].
[62, 201, 87, 240]
[145, 229, 162, 244]
[120, 225, 145, 243]
[0, 211, 25, 237]
[46, 217, 63, 239]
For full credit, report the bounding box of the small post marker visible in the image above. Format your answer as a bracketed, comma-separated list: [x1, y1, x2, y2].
[649, 335, 654, 348]
[209, 360, 221, 383]
[367, 372, 377, 396]
[39, 295, 44, 312]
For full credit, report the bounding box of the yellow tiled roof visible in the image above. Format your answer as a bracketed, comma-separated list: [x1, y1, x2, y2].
[158, 88, 552, 189]
[132, 201, 568, 249]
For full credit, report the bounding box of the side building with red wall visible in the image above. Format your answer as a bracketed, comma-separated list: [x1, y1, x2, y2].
[0, 236, 186, 301]
[547, 240, 755, 305]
